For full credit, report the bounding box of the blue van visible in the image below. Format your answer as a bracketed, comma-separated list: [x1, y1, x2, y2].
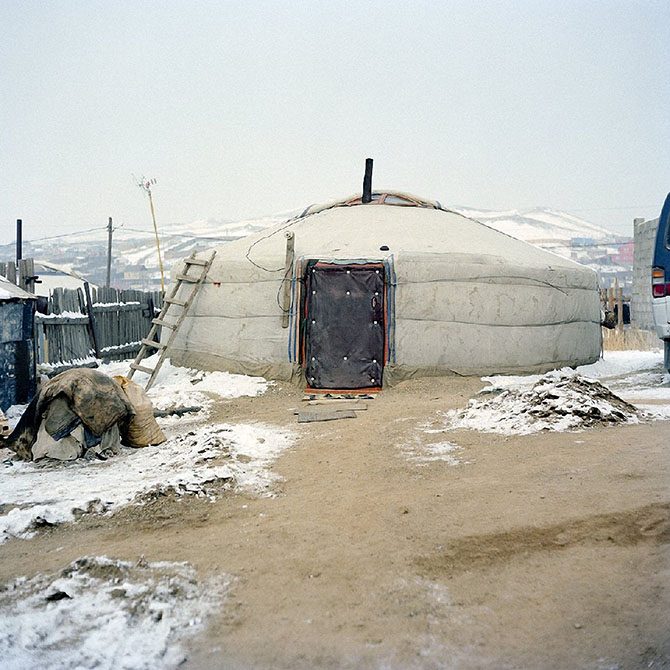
[651, 193, 670, 369]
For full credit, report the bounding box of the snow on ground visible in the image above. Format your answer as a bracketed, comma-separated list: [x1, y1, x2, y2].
[400, 437, 464, 466]
[98, 355, 271, 424]
[576, 350, 664, 381]
[0, 422, 292, 543]
[448, 351, 670, 436]
[0, 555, 230, 670]
[399, 423, 467, 465]
[4, 404, 28, 431]
[446, 370, 640, 436]
[34, 356, 270, 427]
[1, 357, 289, 544]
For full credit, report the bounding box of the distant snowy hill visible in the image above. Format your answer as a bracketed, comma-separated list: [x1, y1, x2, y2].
[453, 207, 617, 245]
[0, 205, 625, 290]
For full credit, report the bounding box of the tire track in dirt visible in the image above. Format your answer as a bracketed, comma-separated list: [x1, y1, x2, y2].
[416, 502, 670, 577]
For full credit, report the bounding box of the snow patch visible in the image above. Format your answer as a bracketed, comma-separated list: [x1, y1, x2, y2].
[401, 436, 464, 465]
[0, 422, 293, 543]
[483, 350, 670, 416]
[399, 425, 463, 465]
[446, 371, 639, 435]
[4, 405, 28, 431]
[0, 556, 230, 670]
[97, 356, 271, 421]
[575, 350, 663, 380]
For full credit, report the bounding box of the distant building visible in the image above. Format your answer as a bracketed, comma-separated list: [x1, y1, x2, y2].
[570, 237, 596, 247]
[611, 241, 635, 266]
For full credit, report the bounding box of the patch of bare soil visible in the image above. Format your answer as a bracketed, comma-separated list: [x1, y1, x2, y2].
[0, 375, 669, 669]
[416, 502, 670, 577]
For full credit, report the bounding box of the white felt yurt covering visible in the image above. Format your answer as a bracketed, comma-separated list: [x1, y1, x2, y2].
[167, 193, 600, 384]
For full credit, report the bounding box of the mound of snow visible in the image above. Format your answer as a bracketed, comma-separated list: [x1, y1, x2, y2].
[0, 556, 229, 670]
[446, 371, 640, 435]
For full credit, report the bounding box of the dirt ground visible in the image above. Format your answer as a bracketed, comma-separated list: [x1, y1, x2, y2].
[1, 376, 669, 669]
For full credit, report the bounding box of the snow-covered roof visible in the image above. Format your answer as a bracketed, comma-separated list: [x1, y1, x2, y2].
[0, 275, 35, 301]
[33, 260, 96, 297]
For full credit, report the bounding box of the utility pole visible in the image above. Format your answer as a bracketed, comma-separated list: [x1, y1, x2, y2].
[106, 217, 113, 287]
[16, 219, 22, 265]
[138, 177, 165, 292]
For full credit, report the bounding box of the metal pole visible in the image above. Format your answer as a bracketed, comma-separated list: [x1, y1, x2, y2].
[16, 219, 22, 265]
[362, 158, 373, 203]
[106, 217, 113, 288]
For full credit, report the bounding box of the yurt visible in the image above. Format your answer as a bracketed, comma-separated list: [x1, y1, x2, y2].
[167, 189, 600, 390]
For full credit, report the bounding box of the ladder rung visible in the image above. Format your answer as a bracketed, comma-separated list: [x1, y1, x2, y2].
[130, 363, 155, 374]
[175, 273, 199, 283]
[184, 258, 208, 266]
[164, 297, 187, 307]
[152, 318, 176, 329]
[141, 338, 166, 349]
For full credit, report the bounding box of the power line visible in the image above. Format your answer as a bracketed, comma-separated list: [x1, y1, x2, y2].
[120, 226, 239, 242]
[1, 226, 108, 244]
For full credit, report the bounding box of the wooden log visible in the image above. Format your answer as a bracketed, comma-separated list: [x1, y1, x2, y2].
[281, 232, 295, 328]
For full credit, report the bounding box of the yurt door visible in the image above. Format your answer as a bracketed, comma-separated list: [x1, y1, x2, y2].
[303, 262, 385, 390]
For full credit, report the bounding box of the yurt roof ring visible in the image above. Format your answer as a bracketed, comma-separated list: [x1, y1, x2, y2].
[295, 190, 449, 220]
[245, 159, 457, 272]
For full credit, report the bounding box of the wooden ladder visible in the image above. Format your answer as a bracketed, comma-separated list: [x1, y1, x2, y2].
[127, 250, 216, 390]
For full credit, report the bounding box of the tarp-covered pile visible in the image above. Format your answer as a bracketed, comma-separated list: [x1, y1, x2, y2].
[3, 368, 165, 461]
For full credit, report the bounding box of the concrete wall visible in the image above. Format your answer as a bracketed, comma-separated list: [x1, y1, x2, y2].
[631, 217, 659, 330]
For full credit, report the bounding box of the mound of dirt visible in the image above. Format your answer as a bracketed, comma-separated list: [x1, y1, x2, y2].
[446, 371, 640, 435]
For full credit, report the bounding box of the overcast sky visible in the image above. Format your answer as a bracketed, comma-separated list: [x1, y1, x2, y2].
[1, 0, 668, 244]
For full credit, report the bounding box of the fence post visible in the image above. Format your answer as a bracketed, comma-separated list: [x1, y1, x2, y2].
[83, 282, 101, 358]
[18, 258, 36, 293]
[106, 217, 113, 288]
[616, 285, 624, 332]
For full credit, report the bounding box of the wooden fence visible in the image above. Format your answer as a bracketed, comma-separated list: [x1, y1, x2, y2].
[35, 286, 162, 372]
[599, 282, 625, 331]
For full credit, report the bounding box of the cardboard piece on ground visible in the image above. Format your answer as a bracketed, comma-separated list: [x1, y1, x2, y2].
[297, 409, 357, 423]
[306, 400, 368, 409]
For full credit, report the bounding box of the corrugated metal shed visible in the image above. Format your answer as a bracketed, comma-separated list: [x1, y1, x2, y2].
[0, 276, 37, 411]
